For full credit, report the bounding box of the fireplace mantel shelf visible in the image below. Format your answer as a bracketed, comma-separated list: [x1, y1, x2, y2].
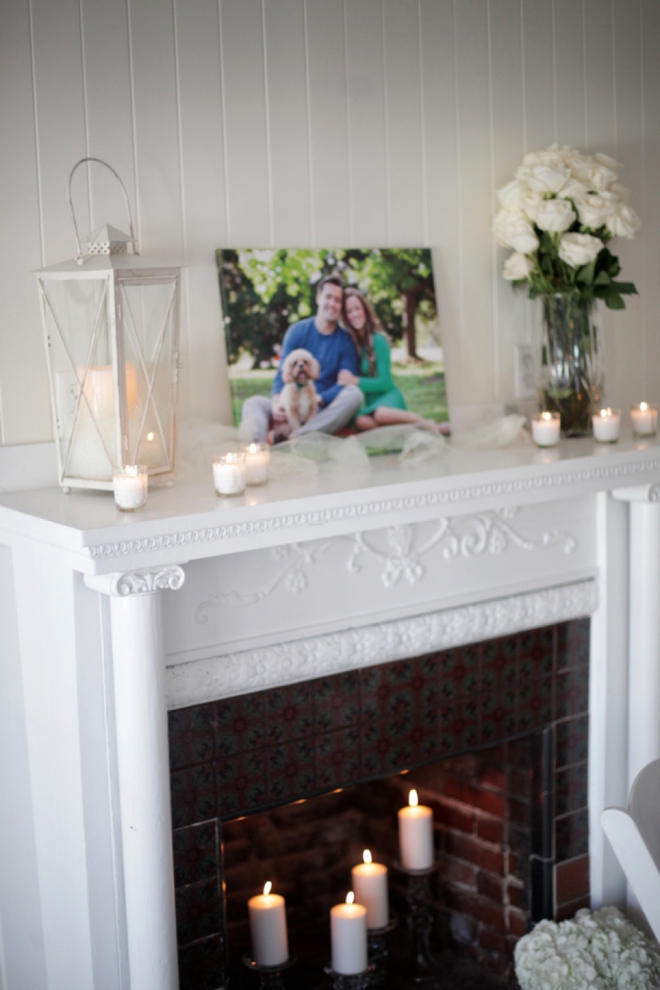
[1, 431, 659, 574]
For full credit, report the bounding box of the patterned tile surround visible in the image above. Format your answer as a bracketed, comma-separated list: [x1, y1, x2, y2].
[168, 619, 590, 990]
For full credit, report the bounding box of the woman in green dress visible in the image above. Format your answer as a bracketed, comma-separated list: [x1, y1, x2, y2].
[338, 288, 449, 434]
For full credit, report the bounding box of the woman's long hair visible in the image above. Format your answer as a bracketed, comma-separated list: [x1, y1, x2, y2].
[342, 288, 381, 377]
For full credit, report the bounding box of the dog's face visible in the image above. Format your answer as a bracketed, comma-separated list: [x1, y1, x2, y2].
[282, 348, 321, 385]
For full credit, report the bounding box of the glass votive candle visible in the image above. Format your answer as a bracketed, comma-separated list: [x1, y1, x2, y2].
[630, 402, 658, 438]
[244, 442, 270, 485]
[592, 407, 621, 443]
[113, 464, 148, 512]
[213, 451, 247, 496]
[531, 411, 561, 447]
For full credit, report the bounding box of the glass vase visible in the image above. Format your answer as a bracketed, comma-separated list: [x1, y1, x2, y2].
[539, 295, 604, 437]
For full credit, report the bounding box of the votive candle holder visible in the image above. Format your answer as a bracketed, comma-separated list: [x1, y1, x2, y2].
[113, 464, 148, 512]
[245, 442, 270, 485]
[213, 451, 247, 496]
[592, 407, 621, 443]
[531, 411, 561, 447]
[630, 402, 658, 438]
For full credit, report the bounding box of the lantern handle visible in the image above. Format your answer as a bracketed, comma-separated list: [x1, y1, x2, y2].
[68, 157, 138, 265]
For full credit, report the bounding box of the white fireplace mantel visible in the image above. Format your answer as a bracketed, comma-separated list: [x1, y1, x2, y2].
[1, 433, 659, 990]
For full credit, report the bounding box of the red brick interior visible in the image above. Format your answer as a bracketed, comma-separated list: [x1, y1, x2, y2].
[224, 738, 538, 987]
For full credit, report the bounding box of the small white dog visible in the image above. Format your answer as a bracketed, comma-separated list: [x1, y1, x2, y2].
[275, 348, 321, 436]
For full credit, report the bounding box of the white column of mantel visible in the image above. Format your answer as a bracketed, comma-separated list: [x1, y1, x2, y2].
[611, 485, 660, 930]
[612, 485, 660, 785]
[588, 492, 629, 909]
[85, 565, 186, 990]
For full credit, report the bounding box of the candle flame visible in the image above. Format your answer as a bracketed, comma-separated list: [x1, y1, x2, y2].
[600, 409, 610, 418]
[363, 849, 372, 864]
[147, 432, 155, 441]
[346, 891, 355, 905]
[541, 411, 552, 421]
[640, 402, 649, 411]
[249, 443, 258, 453]
[263, 882, 272, 896]
[409, 789, 419, 807]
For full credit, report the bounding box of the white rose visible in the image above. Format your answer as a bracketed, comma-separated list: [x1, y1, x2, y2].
[492, 209, 539, 253]
[610, 182, 630, 202]
[606, 202, 641, 239]
[503, 252, 535, 280]
[574, 190, 617, 228]
[496, 179, 527, 210]
[496, 179, 542, 221]
[567, 152, 595, 183]
[516, 161, 570, 194]
[516, 189, 542, 223]
[558, 232, 603, 267]
[558, 176, 589, 201]
[522, 144, 574, 169]
[591, 152, 620, 190]
[536, 197, 576, 232]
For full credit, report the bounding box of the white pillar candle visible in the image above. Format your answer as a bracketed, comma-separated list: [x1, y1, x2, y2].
[631, 402, 658, 438]
[330, 892, 368, 975]
[531, 411, 561, 447]
[113, 465, 148, 511]
[351, 850, 388, 930]
[245, 442, 270, 485]
[248, 882, 289, 967]
[398, 789, 434, 870]
[213, 451, 247, 496]
[592, 407, 621, 443]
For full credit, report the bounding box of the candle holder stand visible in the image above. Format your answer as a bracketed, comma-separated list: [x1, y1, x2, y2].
[393, 860, 443, 978]
[324, 964, 373, 990]
[366, 916, 397, 988]
[243, 954, 296, 989]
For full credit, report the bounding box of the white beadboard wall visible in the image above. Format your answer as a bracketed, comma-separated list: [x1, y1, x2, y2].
[1, 0, 659, 445]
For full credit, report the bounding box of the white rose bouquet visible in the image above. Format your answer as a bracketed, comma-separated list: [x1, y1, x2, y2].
[493, 144, 640, 309]
[515, 907, 660, 990]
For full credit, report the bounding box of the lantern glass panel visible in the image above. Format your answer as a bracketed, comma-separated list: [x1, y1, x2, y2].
[118, 277, 177, 473]
[40, 276, 118, 481]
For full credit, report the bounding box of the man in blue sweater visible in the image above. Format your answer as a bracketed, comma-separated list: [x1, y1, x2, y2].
[239, 275, 363, 443]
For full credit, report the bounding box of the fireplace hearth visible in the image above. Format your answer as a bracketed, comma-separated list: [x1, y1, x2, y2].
[169, 620, 590, 990]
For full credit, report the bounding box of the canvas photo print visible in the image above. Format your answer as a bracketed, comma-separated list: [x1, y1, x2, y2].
[217, 248, 449, 445]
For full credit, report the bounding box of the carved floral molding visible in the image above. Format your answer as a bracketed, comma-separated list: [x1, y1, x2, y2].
[347, 510, 575, 589]
[193, 511, 576, 619]
[114, 566, 186, 596]
[86, 566, 186, 598]
[166, 579, 597, 709]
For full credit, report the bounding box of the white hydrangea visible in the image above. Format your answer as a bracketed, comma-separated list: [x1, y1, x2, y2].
[515, 907, 660, 990]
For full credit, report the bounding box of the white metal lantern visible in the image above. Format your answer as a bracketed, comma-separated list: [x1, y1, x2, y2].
[37, 158, 180, 490]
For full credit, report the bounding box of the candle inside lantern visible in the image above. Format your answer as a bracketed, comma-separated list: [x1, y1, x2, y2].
[213, 451, 247, 496]
[398, 789, 434, 870]
[112, 464, 148, 512]
[245, 442, 270, 485]
[592, 407, 621, 443]
[531, 411, 561, 447]
[82, 363, 138, 421]
[248, 881, 289, 967]
[330, 891, 368, 975]
[351, 850, 389, 930]
[631, 402, 658, 438]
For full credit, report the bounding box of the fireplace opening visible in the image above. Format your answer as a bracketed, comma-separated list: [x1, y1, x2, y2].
[223, 737, 542, 988]
[169, 620, 591, 990]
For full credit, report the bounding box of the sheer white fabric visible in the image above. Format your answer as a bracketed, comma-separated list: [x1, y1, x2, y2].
[177, 415, 529, 482]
